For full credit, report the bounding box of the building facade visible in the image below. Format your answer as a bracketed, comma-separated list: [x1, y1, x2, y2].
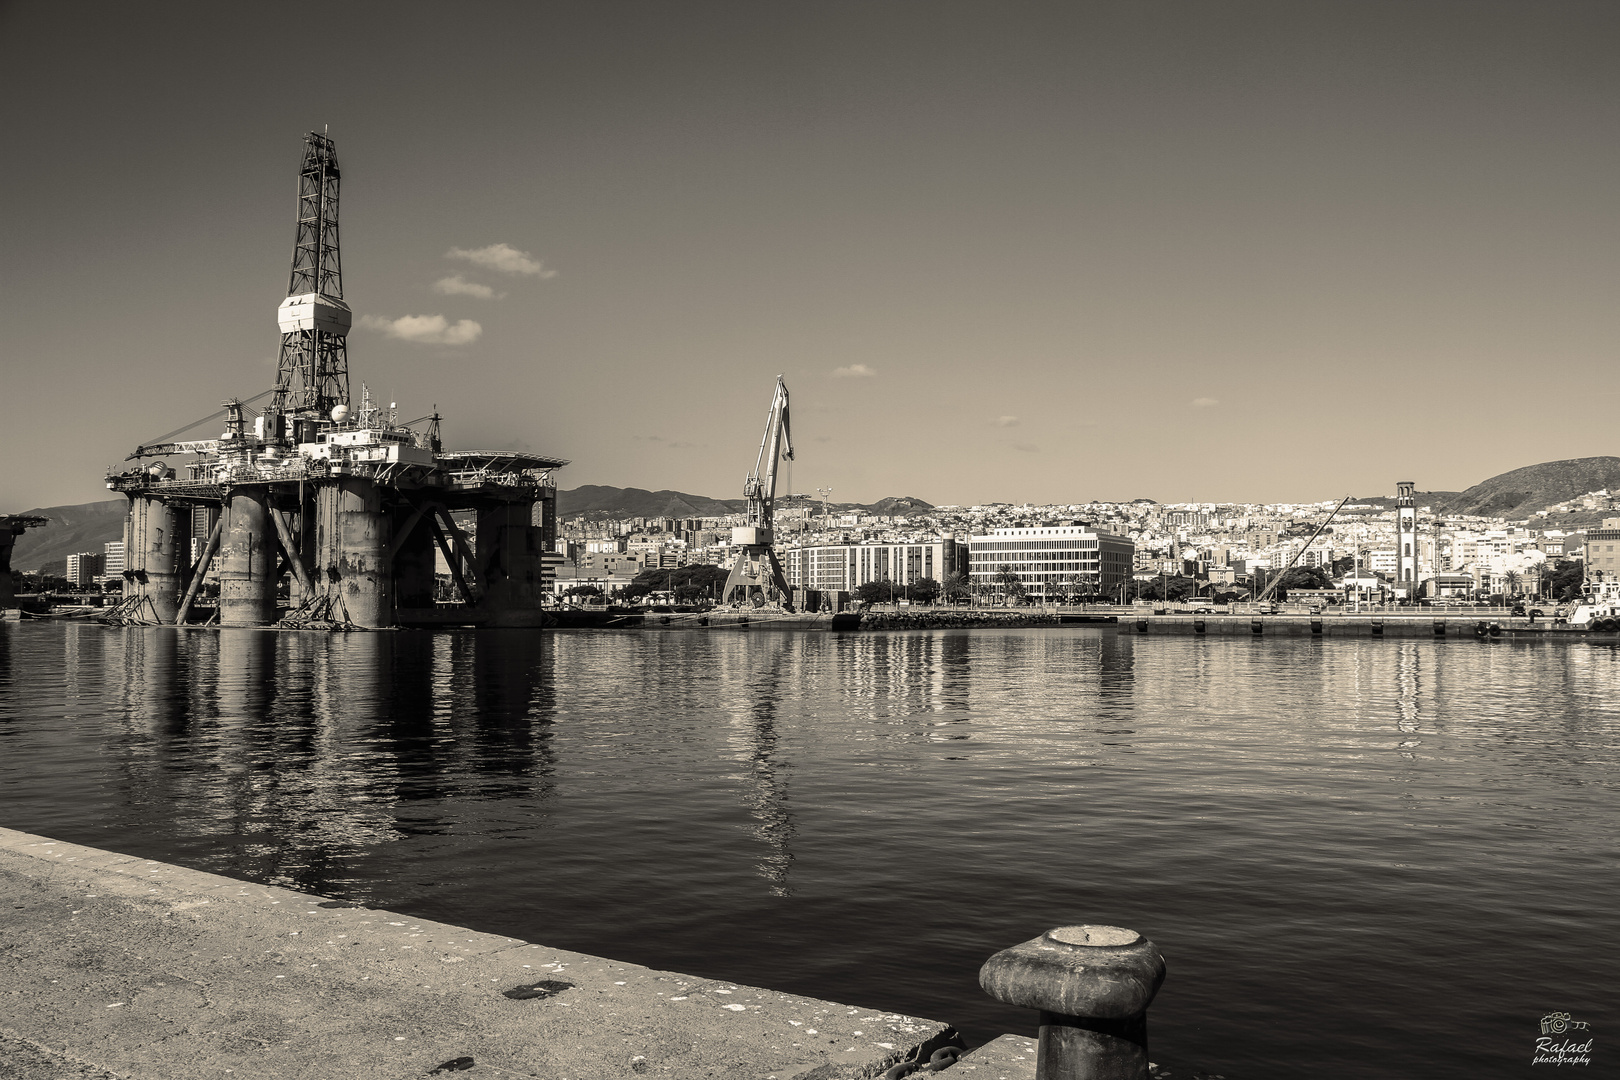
[968, 525, 1135, 600]
[102, 541, 126, 585]
[781, 539, 967, 593]
[1582, 528, 1620, 581]
[64, 552, 104, 587]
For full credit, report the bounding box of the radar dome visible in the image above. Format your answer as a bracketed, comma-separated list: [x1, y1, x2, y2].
[331, 404, 351, 422]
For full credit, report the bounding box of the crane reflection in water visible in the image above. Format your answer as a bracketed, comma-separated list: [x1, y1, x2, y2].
[725, 634, 798, 896]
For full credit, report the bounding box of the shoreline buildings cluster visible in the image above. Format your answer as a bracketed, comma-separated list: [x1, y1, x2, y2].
[553, 479, 1607, 604]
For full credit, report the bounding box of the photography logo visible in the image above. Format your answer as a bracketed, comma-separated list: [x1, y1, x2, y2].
[1534, 1012, 1593, 1067]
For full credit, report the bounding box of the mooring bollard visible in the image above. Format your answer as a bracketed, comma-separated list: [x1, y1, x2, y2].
[979, 925, 1166, 1080]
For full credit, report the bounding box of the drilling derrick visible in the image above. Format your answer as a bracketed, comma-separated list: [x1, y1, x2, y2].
[272, 131, 351, 428]
[103, 130, 569, 630]
[721, 377, 795, 610]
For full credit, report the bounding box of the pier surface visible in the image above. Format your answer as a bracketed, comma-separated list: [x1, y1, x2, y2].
[0, 828, 988, 1080]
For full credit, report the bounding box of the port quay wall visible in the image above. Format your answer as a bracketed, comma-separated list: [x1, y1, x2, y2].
[1119, 613, 1571, 638]
[0, 827, 1038, 1080]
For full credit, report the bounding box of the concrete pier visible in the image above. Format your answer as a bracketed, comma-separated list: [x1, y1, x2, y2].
[0, 828, 971, 1079]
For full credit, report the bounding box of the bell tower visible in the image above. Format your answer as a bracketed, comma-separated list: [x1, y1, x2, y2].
[1396, 481, 1417, 595]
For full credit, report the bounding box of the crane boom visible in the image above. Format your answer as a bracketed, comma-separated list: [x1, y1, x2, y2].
[722, 377, 796, 609]
[743, 377, 794, 537]
[1255, 494, 1351, 604]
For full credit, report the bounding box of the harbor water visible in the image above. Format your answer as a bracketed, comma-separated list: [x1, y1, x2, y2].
[1, 622, 1615, 1077]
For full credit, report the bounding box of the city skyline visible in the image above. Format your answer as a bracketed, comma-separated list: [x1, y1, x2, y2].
[4, 2, 1619, 513]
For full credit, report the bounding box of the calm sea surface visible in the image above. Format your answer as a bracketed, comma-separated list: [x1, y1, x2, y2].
[1, 622, 1616, 1077]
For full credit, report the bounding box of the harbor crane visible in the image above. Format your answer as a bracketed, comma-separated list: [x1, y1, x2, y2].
[721, 377, 795, 609]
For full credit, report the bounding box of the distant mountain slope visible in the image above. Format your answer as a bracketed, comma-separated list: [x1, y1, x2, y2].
[556, 486, 745, 518]
[9, 499, 127, 573]
[554, 487, 934, 519]
[865, 496, 935, 518]
[1441, 457, 1620, 518]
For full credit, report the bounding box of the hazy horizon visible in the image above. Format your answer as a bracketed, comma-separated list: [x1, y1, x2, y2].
[4, 1, 1618, 513]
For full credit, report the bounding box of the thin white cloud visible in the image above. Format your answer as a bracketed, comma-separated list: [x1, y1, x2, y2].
[831, 364, 876, 378]
[446, 243, 557, 278]
[432, 275, 503, 300]
[991, 415, 1020, 427]
[1191, 397, 1219, 408]
[358, 314, 482, 345]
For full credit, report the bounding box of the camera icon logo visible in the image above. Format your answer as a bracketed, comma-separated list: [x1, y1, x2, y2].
[1542, 1013, 1571, 1035]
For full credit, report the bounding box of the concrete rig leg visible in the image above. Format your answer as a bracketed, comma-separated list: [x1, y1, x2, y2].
[218, 489, 277, 628]
[125, 495, 191, 624]
[315, 478, 392, 628]
[475, 501, 547, 627]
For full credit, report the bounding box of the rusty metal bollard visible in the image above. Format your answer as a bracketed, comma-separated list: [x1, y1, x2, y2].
[979, 925, 1166, 1080]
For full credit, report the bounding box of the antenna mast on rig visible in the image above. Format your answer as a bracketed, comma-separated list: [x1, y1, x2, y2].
[270, 130, 352, 429]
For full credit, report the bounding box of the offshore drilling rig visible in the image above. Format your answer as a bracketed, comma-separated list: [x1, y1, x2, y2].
[105, 131, 566, 629]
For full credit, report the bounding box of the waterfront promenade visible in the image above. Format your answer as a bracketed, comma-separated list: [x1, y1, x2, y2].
[0, 828, 1009, 1080]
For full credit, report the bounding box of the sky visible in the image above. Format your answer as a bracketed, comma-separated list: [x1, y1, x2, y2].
[3, 1, 1619, 512]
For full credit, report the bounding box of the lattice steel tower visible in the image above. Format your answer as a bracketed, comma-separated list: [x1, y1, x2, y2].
[272, 130, 352, 422]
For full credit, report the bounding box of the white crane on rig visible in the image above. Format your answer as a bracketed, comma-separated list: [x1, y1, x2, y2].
[721, 376, 795, 609]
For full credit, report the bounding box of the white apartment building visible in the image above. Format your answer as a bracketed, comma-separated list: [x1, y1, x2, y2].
[781, 539, 967, 593]
[102, 541, 126, 581]
[968, 525, 1135, 600]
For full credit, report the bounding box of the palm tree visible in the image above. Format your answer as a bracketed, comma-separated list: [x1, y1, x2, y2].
[1503, 570, 1522, 598]
[994, 564, 1027, 606]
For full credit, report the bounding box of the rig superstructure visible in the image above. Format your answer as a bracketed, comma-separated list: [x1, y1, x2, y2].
[105, 131, 566, 629]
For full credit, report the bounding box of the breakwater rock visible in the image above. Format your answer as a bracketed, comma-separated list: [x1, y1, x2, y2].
[860, 609, 1061, 630]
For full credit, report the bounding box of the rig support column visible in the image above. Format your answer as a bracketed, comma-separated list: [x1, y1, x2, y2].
[315, 478, 391, 627]
[125, 495, 191, 624]
[476, 500, 548, 627]
[218, 488, 277, 627]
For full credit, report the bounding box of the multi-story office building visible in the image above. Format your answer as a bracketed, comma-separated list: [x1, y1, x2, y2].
[781, 539, 967, 593]
[64, 552, 104, 587]
[1583, 528, 1620, 581]
[102, 541, 126, 583]
[968, 525, 1135, 600]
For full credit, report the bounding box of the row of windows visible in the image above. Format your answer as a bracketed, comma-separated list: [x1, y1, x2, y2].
[973, 539, 1101, 551]
[970, 572, 1104, 583]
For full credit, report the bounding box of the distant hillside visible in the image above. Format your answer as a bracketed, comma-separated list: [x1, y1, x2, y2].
[9, 499, 127, 574]
[555, 486, 934, 520]
[1346, 457, 1620, 521]
[865, 496, 935, 518]
[1439, 457, 1620, 519]
[556, 486, 744, 518]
